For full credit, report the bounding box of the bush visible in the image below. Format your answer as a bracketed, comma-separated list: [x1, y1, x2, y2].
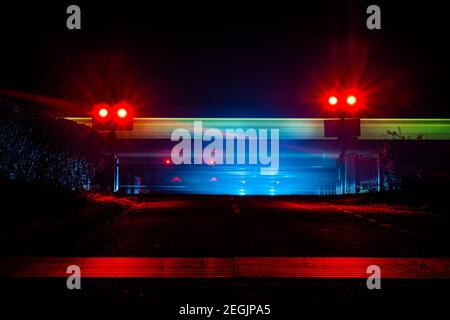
[0, 97, 106, 190]
[380, 128, 450, 194]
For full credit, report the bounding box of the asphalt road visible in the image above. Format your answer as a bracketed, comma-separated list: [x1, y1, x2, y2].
[2, 195, 449, 257]
[1, 194, 449, 312]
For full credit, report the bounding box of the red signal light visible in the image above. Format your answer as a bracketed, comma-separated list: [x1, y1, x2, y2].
[328, 96, 338, 106]
[98, 108, 109, 118]
[346, 95, 357, 106]
[165, 159, 172, 165]
[117, 108, 127, 118]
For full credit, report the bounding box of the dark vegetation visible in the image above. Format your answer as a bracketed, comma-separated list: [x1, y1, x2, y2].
[0, 97, 106, 190]
[380, 129, 450, 199]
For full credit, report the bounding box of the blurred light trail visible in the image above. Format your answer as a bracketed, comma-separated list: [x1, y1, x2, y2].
[68, 118, 450, 140]
[1, 257, 449, 279]
[66, 117, 450, 195]
[264, 201, 427, 215]
[0, 89, 79, 112]
[86, 193, 192, 210]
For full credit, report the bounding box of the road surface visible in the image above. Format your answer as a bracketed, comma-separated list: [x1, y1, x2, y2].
[1, 195, 449, 257]
[1, 194, 449, 310]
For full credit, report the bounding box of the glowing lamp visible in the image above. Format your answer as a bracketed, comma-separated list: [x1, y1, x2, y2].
[98, 108, 109, 118]
[328, 96, 338, 106]
[117, 108, 127, 118]
[347, 95, 357, 105]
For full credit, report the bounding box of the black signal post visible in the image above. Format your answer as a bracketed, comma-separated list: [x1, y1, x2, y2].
[323, 94, 361, 194]
[92, 103, 134, 192]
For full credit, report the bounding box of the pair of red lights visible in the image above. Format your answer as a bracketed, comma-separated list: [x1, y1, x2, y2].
[92, 102, 134, 131]
[93, 101, 133, 120]
[98, 107, 128, 119]
[328, 95, 357, 106]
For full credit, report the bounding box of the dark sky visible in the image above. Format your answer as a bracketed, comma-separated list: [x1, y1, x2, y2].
[0, 1, 446, 117]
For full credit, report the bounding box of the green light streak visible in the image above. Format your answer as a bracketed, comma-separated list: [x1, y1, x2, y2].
[67, 118, 450, 140]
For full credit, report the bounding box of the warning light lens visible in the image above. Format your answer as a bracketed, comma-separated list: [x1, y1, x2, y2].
[117, 108, 128, 118]
[328, 96, 338, 106]
[347, 95, 357, 105]
[165, 159, 171, 165]
[98, 108, 108, 118]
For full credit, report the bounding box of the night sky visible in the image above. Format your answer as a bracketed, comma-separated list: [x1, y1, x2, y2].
[0, 1, 446, 117]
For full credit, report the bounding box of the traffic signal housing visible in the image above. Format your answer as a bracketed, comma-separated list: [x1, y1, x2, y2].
[92, 102, 134, 131]
[325, 93, 360, 114]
